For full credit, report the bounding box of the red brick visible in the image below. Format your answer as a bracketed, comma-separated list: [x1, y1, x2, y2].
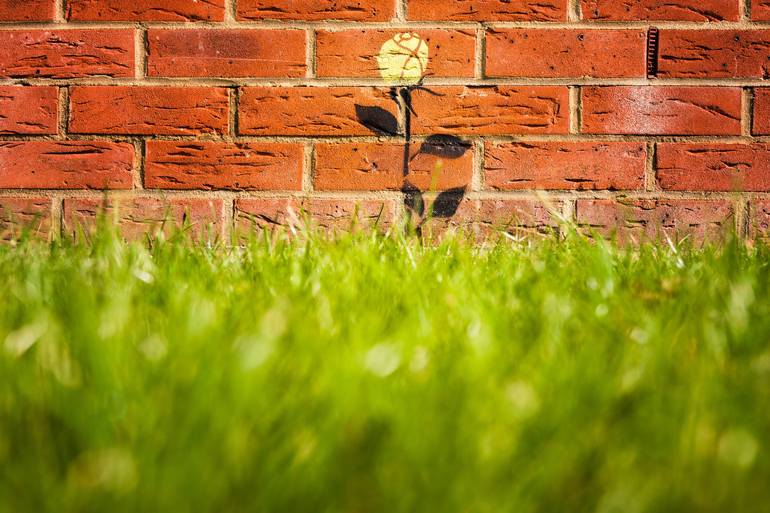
[145, 141, 303, 191]
[315, 142, 473, 191]
[658, 30, 770, 79]
[64, 197, 223, 241]
[237, 0, 395, 20]
[147, 29, 305, 78]
[0, 0, 54, 20]
[235, 198, 395, 233]
[656, 143, 770, 192]
[477, 199, 561, 235]
[581, 87, 742, 136]
[408, 0, 567, 21]
[415, 198, 560, 239]
[0, 30, 134, 79]
[582, 0, 739, 21]
[752, 89, 770, 136]
[69, 86, 229, 136]
[577, 199, 734, 241]
[0, 197, 51, 240]
[750, 200, 770, 238]
[316, 29, 475, 79]
[239, 87, 397, 136]
[754, 0, 770, 20]
[411, 86, 569, 136]
[67, 0, 225, 21]
[0, 141, 133, 189]
[485, 142, 646, 191]
[0, 86, 57, 135]
[486, 29, 646, 78]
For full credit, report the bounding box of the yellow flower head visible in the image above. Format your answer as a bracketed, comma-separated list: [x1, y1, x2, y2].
[377, 33, 429, 85]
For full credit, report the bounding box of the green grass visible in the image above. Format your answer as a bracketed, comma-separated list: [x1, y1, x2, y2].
[1, 224, 770, 513]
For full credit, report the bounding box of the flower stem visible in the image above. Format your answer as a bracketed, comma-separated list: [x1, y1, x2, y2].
[401, 86, 412, 178]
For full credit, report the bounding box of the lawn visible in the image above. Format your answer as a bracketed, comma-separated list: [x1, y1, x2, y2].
[1, 224, 769, 513]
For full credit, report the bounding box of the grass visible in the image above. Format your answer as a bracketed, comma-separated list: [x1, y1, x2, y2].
[1, 222, 770, 513]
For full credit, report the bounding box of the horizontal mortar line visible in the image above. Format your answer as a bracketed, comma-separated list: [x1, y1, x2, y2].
[1, 188, 768, 200]
[3, 135, 770, 144]
[3, 77, 770, 87]
[5, 134, 770, 145]
[4, 20, 770, 30]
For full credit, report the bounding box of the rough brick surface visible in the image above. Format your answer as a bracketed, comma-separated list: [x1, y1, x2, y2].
[486, 29, 647, 78]
[0, 1, 768, 239]
[0, 0, 55, 21]
[658, 30, 770, 79]
[0, 141, 133, 189]
[70, 87, 229, 135]
[0, 86, 58, 135]
[408, 0, 567, 21]
[657, 143, 770, 192]
[752, 89, 770, 136]
[485, 142, 646, 191]
[148, 29, 306, 78]
[0, 30, 134, 79]
[581, 0, 739, 21]
[236, 198, 395, 233]
[411, 86, 569, 136]
[145, 141, 303, 191]
[67, 0, 226, 21]
[409, 0, 567, 21]
[577, 199, 734, 241]
[316, 30, 476, 79]
[315, 142, 473, 191]
[0, 197, 51, 240]
[239, 87, 397, 136]
[754, 0, 770, 21]
[750, 200, 770, 238]
[581, 87, 742, 136]
[237, 0, 396, 21]
[64, 197, 223, 240]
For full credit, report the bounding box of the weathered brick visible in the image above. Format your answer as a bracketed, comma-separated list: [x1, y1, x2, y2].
[752, 89, 770, 135]
[581, 87, 742, 135]
[408, 0, 567, 21]
[0, 30, 134, 78]
[316, 29, 475, 79]
[658, 30, 770, 79]
[235, 198, 395, 233]
[577, 199, 734, 241]
[485, 142, 646, 191]
[64, 197, 223, 241]
[582, 0, 739, 21]
[0, 86, 57, 135]
[70, 86, 229, 136]
[147, 29, 305, 78]
[656, 143, 770, 192]
[416, 198, 560, 239]
[477, 199, 561, 235]
[314, 142, 473, 191]
[237, 0, 395, 20]
[0, 197, 51, 241]
[0, 141, 133, 189]
[66, 0, 226, 21]
[239, 87, 398, 136]
[754, 0, 770, 20]
[486, 29, 646, 78]
[411, 86, 569, 136]
[0, 0, 54, 21]
[145, 141, 303, 191]
[750, 199, 770, 239]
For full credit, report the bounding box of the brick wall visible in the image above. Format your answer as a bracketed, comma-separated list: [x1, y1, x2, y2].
[1, 0, 769, 241]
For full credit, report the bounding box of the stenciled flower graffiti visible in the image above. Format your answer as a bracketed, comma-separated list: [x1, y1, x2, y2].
[354, 33, 470, 234]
